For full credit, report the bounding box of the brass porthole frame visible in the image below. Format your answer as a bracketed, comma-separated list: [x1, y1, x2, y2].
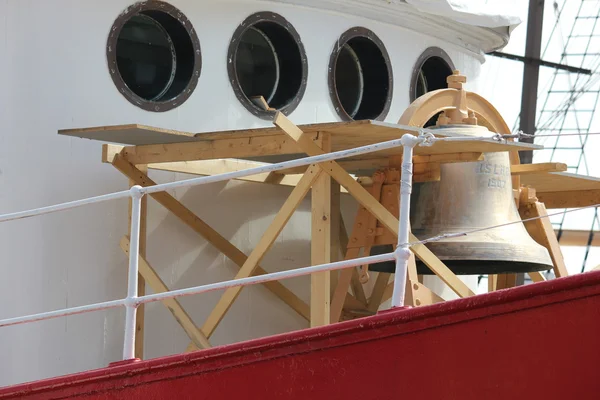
[409, 47, 455, 102]
[227, 12, 308, 120]
[328, 27, 393, 121]
[106, 0, 202, 112]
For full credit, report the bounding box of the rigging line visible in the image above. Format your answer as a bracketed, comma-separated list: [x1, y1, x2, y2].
[499, 131, 600, 140]
[405, 201, 600, 248]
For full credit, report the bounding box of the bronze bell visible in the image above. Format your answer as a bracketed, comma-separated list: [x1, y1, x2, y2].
[370, 124, 553, 275]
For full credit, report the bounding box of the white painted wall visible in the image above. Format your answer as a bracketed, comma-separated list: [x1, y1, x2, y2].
[0, 0, 489, 386]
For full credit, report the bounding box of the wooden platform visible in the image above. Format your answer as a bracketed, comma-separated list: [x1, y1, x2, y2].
[59, 120, 541, 162]
[61, 121, 600, 210]
[521, 172, 600, 209]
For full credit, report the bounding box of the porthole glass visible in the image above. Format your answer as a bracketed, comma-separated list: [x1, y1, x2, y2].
[410, 47, 455, 101]
[107, 1, 201, 112]
[228, 12, 308, 119]
[410, 47, 455, 126]
[329, 27, 393, 121]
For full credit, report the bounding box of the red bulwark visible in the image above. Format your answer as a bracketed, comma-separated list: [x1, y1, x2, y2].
[2, 271, 600, 399]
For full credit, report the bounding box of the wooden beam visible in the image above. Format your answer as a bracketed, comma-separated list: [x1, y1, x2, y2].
[528, 271, 546, 283]
[367, 272, 391, 312]
[277, 152, 483, 175]
[555, 230, 600, 247]
[510, 162, 567, 175]
[311, 134, 331, 327]
[381, 280, 443, 305]
[537, 190, 600, 209]
[103, 144, 354, 192]
[329, 181, 341, 301]
[520, 202, 569, 278]
[111, 154, 310, 322]
[120, 236, 211, 350]
[116, 135, 306, 165]
[273, 113, 475, 305]
[201, 166, 322, 337]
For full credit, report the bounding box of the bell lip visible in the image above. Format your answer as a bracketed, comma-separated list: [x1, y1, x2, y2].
[415, 260, 554, 275]
[369, 260, 554, 275]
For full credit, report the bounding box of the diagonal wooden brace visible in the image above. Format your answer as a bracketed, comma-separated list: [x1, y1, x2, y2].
[520, 201, 569, 278]
[201, 165, 322, 337]
[111, 154, 310, 325]
[120, 236, 211, 350]
[273, 112, 475, 322]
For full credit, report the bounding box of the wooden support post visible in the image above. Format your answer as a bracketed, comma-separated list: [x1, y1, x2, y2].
[496, 274, 517, 290]
[329, 181, 341, 300]
[120, 237, 211, 350]
[111, 155, 310, 324]
[202, 165, 322, 337]
[311, 135, 332, 327]
[520, 201, 569, 278]
[129, 166, 147, 360]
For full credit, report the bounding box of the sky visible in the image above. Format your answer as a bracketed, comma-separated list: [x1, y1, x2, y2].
[477, 0, 600, 277]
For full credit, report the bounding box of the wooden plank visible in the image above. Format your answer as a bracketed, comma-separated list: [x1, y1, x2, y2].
[520, 202, 569, 278]
[85, 119, 540, 165]
[537, 190, 600, 209]
[520, 172, 600, 193]
[60, 124, 197, 145]
[555, 230, 600, 247]
[511, 162, 567, 175]
[111, 155, 310, 322]
[202, 166, 322, 337]
[273, 113, 475, 301]
[120, 236, 211, 350]
[61, 120, 542, 151]
[118, 135, 306, 165]
[311, 134, 332, 327]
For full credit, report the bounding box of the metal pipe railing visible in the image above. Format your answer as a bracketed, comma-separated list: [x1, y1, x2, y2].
[0, 131, 475, 360]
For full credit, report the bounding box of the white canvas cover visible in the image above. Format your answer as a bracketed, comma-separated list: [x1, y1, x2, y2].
[405, 0, 522, 30]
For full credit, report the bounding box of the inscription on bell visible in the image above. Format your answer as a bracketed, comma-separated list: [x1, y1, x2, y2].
[476, 162, 511, 189]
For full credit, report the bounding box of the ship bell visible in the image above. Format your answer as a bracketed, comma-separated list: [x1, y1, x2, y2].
[370, 124, 553, 275]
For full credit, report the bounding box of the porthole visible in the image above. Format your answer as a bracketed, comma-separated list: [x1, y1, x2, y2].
[410, 47, 455, 102]
[107, 1, 201, 112]
[228, 12, 308, 119]
[328, 27, 393, 121]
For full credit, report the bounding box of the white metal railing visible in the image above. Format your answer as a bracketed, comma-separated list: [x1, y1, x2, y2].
[0, 128, 494, 361]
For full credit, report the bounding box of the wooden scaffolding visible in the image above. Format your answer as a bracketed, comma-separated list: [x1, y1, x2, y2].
[58, 72, 600, 358]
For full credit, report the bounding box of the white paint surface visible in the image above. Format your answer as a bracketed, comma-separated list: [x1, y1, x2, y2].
[0, 0, 486, 386]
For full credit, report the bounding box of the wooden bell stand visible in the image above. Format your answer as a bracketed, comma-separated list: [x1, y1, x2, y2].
[333, 71, 570, 320]
[59, 72, 569, 358]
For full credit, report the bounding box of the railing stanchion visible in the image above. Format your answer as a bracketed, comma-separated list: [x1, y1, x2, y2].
[123, 185, 144, 360]
[391, 134, 425, 308]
